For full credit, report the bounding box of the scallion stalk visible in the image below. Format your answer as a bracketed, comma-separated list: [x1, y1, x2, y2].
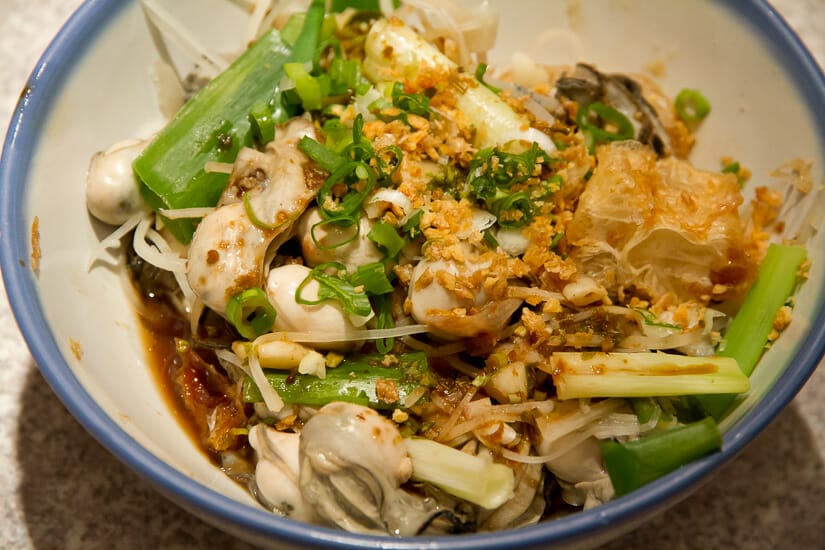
[242, 352, 431, 409]
[697, 243, 807, 419]
[547, 352, 750, 400]
[601, 417, 722, 496]
[133, 30, 293, 243]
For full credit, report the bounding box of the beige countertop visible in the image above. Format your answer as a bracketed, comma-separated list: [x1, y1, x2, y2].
[1, 1, 824, 548]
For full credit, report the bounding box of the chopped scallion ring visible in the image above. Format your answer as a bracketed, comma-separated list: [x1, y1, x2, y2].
[674, 88, 711, 126]
[577, 102, 635, 151]
[226, 288, 277, 340]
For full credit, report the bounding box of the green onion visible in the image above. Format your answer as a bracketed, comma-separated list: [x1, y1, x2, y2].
[133, 30, 293, 243]
[406, 438, 515, 509]
[249, 103, 276, 146]
[284, 62, 324, 111]
[351, 261, 394, 295]
[295, 262, 373, 317]
[242, 351, 430, 409]
[373, 293, 395, 354]
[548, 352, 750, 400]
[576, 102, 635, 152]
[632, 307, 681, 329]
[483, 228, 500, 250]
[375, 145, 404, 179]
[391, 81, 432, 117]
[400, 210, 423, 239]
[330, 0, 401, 12]
[601, 417, 722, 496]
[289, 0, 326, 62]
[299, 135, 346, 172]
[696, 243, 807, 420]
[491, 191, 534, 229]
[721, 161, 740, 174]
[321, 118, 353, 152]
[368, 220, 406, 258]
[310, 216, 360, 250]
[317, 160, 377, 219]
[674, 88, 711, 127]
[226, 288, 277, 340]
[549, 231, 564, 251]
[475, 62, 501, 94]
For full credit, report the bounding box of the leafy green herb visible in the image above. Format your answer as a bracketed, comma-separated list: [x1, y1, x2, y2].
[295, 262, 372, 317]
[400, 210, 424, 239]
[373, 293, 395, 354]
[350, 262, 394, 295]
[465, 142, 554, 228]
[475, 62, 501, 94]
[391, 81, 432, 118]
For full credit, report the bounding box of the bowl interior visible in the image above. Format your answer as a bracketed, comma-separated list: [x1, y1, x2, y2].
[3, 0, 825, 548]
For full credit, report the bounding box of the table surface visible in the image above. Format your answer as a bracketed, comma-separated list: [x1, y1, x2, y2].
[2, 1, 825, 548]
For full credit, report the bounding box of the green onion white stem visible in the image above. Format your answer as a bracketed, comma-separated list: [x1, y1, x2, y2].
[547, 352, 750, 400]
[405, 438, 515, 509]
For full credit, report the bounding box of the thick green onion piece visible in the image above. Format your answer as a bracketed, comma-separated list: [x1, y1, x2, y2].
[284, 62, 324, 111]
[697, 243, 807, 420]
[549, 352, 749, 400]
[295, 263, 373, 317]
[298, 136, 346, 172]
[330, 0, 400, 12]
[576, 102, 635, 151]
[674, 88, 711, 126]
[368, 220, 406, 258]
[249, 103, 276, 146]
[407, 438, 515, 509]
[242, 352, 431, 409]
[133, 30, 292, 243]
[290, 0, 325, 62]
[321, 119, 354, 152]
[351, 262, 394, 295]
[601, 417, 722, 496]
[226, 288, 277, 341]
[475, 62, 502, 94]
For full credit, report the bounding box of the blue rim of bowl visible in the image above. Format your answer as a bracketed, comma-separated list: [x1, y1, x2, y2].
[2, 0, 825, 548]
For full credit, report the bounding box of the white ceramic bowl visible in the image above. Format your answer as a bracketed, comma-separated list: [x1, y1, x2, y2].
[2, 1, 824, 548]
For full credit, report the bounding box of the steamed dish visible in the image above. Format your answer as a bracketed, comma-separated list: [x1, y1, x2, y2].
[84, 0, 813, 536]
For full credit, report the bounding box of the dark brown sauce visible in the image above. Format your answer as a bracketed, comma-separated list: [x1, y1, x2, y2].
[135, 312, 210, 459]
[126, 245, 247, 465]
